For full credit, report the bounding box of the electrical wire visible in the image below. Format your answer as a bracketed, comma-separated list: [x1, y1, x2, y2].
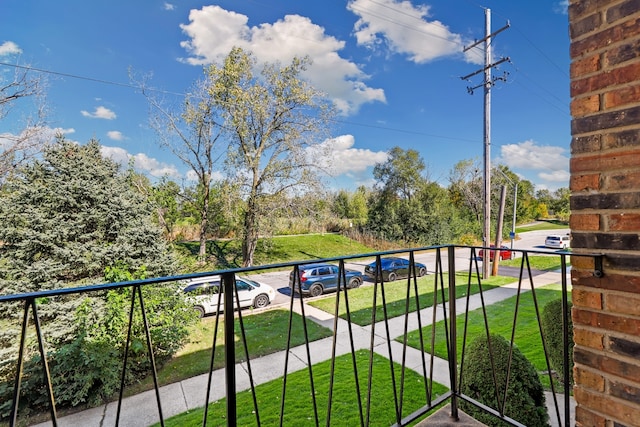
[0, 60, 486, 144]
[2, 1, 571, 143]
[0, 61, 184, 97]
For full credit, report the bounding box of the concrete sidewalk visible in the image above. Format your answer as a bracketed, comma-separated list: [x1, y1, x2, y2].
[32, 271, 573, 427]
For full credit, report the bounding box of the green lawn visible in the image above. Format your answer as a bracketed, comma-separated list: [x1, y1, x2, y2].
[515, 220, 568, 233]
[179, 234, 376, 269]
[155, 350, 449, 427]
[127, 309, 332, 396]
[501, 255, 571, 271]
[404, 284, 568, 385]
[309, 273, 514, 326]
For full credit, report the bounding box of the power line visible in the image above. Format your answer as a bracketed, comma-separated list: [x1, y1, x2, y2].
[0, 61, 184, 97]
[489, 8, 569, 79]
[507, 62, 570, 116]
[347, 0, 486, 58]
[2, 1, 570, 145]
[0, 60, 486, 145]
[331, 118, 481, 143]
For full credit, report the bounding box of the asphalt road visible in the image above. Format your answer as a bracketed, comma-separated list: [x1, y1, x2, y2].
[250, 228, 571, 308]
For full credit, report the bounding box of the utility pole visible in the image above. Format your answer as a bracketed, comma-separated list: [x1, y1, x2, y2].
[492, 185, 507, 276]
[461, 8, 510, 279]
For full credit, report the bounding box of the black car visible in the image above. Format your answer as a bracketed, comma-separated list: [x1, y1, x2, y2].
[364, 257, 428, 281]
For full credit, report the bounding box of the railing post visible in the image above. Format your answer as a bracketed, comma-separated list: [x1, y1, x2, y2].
[222, 272, 237, 427]
[561, 254, 570, 427]
[448, 245, 459, 421]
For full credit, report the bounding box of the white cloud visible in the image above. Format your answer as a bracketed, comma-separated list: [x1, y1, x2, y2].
[179, 5, 385, 115]
[107, 131, 125, 141]
[185, 169, 199, 182]
[553, 1, 569, 15]
[0, 41, 22, 56]
[310, 134, 389, 176]
[100, 146, 180, 178]
[0, 126, 75, 148]
[185, 169, 224, 182]
[347, 0, 465, 64]
[81, 106, 116, 120]
[164, 2, 175, 11]
[499, 140, 568, 171]
[498, 140, 569, 186]
[539, 170, 570, 182]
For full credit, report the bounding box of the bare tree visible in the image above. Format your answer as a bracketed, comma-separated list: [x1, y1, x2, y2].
[1, 59, 50, 180]
[138, 48, 333, 266]
[449, 158, 484, 222]
[138, 72, 224, 261]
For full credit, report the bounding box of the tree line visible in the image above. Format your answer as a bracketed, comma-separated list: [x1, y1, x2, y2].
[150, 146, 569, 252]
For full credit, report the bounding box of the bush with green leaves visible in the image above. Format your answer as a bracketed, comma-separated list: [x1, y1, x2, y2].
[460, 334, 550, 427]
[541, 298, 574, 386]
[0, 139, 196, 418]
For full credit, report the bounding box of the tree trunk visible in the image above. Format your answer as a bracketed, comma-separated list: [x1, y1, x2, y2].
[198, 179, 211, 262]
[242, 197, 258, 267]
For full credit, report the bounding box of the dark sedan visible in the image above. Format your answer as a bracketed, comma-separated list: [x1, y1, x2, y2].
[364, 257, 428, 282]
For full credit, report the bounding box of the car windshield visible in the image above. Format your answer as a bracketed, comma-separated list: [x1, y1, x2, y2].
[241, 278, 260, 287]
[184, 283, 219, 294]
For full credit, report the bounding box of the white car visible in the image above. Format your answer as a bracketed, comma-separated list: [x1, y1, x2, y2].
[184, 276, 276, 317]
[545, 234, 570, 249]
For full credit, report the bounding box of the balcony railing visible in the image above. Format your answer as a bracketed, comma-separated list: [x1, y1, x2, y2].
[0, 245, 603, 427]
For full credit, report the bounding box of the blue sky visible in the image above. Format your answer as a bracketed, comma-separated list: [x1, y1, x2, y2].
[1, 0, 571, 192]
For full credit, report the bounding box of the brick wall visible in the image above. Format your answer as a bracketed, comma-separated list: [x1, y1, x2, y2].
[569, 0, 640, 426]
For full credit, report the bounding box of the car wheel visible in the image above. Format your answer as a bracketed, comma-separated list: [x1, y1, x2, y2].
[418, 267, 427, 277]
[253, 294, 270, 308]
[348, 277, 361, 289]
[309, 284, 323, 297]
[194, 306, 205, 318]
[387, 272, 397, 282]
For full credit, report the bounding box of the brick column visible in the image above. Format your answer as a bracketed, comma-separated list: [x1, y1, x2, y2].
[569, 1, 640, 426]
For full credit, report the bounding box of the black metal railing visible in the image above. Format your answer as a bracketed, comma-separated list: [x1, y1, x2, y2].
[0, 245, 603, 427]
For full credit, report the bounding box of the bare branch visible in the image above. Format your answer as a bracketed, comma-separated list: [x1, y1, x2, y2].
[0, 61, 51, 179]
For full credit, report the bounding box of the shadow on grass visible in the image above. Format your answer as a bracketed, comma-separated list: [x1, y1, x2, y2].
[156, 350, 450, 427]
[126, 309, 333, 397]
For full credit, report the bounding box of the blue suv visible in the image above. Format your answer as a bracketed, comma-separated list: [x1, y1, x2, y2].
[289, 262, 363, 297]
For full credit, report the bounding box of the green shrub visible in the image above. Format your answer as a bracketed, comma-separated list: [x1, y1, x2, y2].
[541, 298, 574, 385]
[461, 334, 549, 427]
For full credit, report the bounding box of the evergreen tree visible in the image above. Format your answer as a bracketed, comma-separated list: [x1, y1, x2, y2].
[0, 138, 176, 295]
[0, 138, 193, 414]
[461, 334, 549, 427]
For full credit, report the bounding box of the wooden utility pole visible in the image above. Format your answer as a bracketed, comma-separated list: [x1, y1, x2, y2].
[461, 8, 510, 279]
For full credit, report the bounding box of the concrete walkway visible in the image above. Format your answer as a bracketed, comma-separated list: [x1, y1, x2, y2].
[32, 271, 574, 427]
